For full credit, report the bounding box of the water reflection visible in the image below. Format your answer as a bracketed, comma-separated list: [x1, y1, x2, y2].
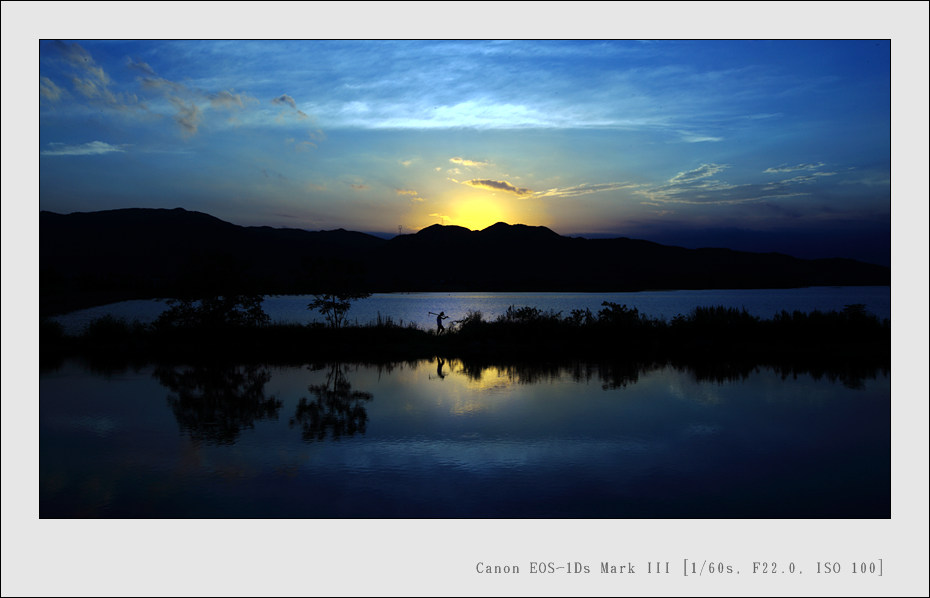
[41, 356, 890, 517]
[289, 363, 374, 442]
[150, 358, 887, 446]
[154, 364, 282, 445]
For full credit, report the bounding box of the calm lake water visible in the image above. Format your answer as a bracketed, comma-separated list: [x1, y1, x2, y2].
[40, 358, 890, 518]
[51, 286, 891, 334]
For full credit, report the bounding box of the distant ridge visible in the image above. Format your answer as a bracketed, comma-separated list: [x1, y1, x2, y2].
[40, 208, 890, 315]
[370, 222, 889, 292]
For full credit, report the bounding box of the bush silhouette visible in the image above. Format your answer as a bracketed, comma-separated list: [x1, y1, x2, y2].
[155, 294, 270, 330]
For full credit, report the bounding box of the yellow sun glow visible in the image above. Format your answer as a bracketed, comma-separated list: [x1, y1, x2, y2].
[448, 196, 511, 231]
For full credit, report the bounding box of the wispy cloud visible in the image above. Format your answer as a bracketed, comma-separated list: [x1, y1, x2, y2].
[39, 76, 66, 102]
[272, 94, 298, 109]
[638, 190, 809, 207]
[138, 75, 185, 95]
[463, 179, 532, 196]
[69, 75, 126, 107]
[126, 58, 157, 77]
[272, 94, 309, 119]
[450, 157, 490, 167]
[316, 100, 553, 130]
[41, 141, 126, 156]
[678, 132, 723, 143]
[272, 94, 323, 151]
[396, 189, 424, 202]
[169, 97, 202, 136]
[779, 172, 837, 184]
[636, 162, 837, 206]
[764, 162, 826, 174]
[274, 42, 801, 133]
[54, 41, 109, 86]
[48, 41, 136, 111]
[135, 68, 252, 135]
[668, 163, 729, 185]
[759, 162, 837, 188]
[209, 90, 248, 110]
[535, 182, 640, 199]
[637, 163, 752, 205]
[47, 44, 258, 136]
[285, 128, 324, 152]
[260, 168, 287, 181]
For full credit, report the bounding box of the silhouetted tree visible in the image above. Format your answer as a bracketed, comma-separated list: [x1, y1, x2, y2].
[303, 255, 372, 328]
[156, 294, 270, 329]
[307, 292, 371, 329]
[156, 252, 270, 329]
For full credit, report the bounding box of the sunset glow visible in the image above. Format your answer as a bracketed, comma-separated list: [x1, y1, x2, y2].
[34, 36, 894, 264]
[445, 196, 513, 232]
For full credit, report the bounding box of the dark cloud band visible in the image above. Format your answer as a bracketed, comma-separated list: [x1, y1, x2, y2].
[464, 179, 531, 196]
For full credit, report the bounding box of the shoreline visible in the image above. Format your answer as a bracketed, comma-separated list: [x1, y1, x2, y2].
[41, 304, 891, 372]
[40, 284, 892, 320]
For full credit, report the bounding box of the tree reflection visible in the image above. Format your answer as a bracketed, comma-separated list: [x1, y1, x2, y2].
[155, 364, 282, 445]
[290, 363, 374, 441]
[594, 361, 650, 390]
[672, 359, 759, 384]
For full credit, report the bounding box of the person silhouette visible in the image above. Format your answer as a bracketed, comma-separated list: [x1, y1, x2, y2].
[436, 357, 446, 379]
[435, 311, 449, 335]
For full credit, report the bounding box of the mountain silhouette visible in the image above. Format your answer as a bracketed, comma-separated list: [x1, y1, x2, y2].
[370, 221, 889, 292]
[40, 208, 890, 314]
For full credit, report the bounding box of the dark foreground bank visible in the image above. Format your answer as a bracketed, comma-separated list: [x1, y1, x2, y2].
[41, 302, 890, 372]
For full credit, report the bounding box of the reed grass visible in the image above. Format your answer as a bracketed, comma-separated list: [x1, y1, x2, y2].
[41, 302, 889, 368]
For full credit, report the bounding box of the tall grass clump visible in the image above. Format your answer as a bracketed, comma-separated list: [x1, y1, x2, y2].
[767, 303, 888, 347]
[494, 305, 566, 342]
[670, 306, 758, 337]
[452, 310, 487, 336]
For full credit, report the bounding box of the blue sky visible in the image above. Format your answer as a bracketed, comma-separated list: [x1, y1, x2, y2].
[38, 38, 892, 261]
